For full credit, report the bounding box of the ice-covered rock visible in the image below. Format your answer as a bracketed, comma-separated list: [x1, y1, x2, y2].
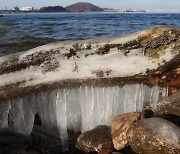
[144, 92, 180, 117]
[127, 117, 180, 154]
[0, 26, 179, 100]
[0, 26, 179, 150]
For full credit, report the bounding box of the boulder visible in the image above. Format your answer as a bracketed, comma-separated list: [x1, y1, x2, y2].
[110, 112, 142, 150]
[2, 144, 40, 154]
[0, 26, 179, 152]
[98, 149, 113, 154]
[76, 125, 113, 153]
[127, 117, 180, 154]
[143, 92, 180, 127]
[0, 131, 30, 146]
[8, 148, 40, 154]
[0, 26, 179, 101]
[144, 92, 180, 117]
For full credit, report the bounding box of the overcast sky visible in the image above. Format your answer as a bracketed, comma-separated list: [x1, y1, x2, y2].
[0, 0, 180, 11]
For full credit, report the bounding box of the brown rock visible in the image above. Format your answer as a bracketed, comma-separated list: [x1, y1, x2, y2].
[28, 149, 40, 154]
[76, 125, 113, 153]
[9, 148, 27, 154]
[127, 117, 180, 154]
[169, 86, 178, 94]
[110, 112, 142, 150]
[144, 92, 180, 117]
[98, 149, 112, 154]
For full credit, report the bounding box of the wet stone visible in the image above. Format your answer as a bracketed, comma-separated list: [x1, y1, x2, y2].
[98, 149, 113, 154]
[127, 117, 180, 154]
[144, 92, 180, 117]
[1, 144, 41, 154]
[110, 112, 142, 150]
[8, 148, 40, 154]
[0, 131, 30, 146]
[76, 125, 113, 153]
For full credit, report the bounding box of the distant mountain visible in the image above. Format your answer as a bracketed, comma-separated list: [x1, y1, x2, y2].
[65, 2, 103, 12]
[40, 6, 67, 12]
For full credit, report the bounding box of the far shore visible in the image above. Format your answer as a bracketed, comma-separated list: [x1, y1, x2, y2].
[1, 10, 180, 15]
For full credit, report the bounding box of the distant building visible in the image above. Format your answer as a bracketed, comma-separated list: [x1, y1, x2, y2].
[123, 9, 135, 12]
[22, 7, 33, 11]
[103, 8, 123, 12]
[134, 10, 146, 13]
[14, 6, 20, 12]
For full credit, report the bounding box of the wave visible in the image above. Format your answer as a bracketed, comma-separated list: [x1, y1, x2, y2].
[0, 36, 55, 57]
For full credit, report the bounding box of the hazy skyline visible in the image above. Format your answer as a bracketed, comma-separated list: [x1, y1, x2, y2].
[0, 0, 180, 11]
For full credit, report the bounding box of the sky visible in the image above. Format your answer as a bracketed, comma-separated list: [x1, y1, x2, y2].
[0, 0, 180, 11]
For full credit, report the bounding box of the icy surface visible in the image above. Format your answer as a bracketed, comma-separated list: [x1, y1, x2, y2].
[0, 84, 168, 148]
[0, 30, 177, 89]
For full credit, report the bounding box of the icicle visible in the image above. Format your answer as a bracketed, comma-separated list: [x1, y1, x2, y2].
[136, 84, 144, 111]
[0, 101, 10, 129]
[0, 83, 168, 150]
[47, 90, 59, 137]
[123, 84, 137, 113]
[150, 85, 160, 106]
[8, 97, 34, 134]
[104, 87, 114, 125]
[56, 89, 68, 150]
[80, 86, 95, 132]
[66, 88, 81, 134]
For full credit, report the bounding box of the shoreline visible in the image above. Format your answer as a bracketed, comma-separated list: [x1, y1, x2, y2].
[1, 11, 180, 15]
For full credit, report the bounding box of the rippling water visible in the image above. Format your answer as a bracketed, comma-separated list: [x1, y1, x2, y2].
[0, 13, 180, 56]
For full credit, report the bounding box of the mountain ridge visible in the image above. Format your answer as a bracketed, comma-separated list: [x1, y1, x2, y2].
[39, 2, 103, 12]
[65, 2, 103, 12]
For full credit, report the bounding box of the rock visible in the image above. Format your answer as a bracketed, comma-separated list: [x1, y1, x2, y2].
[111, 112, 142, 134]
[98, 149, 112, 154]
[0, 131, 30, 146]
[110, 112, 142, 150]
[3, 144, 40, 154]
[144, 92, 180, 117]
[9, 148, 28, 154]
[8, 148, 40, 154]
[8, 148, 39, 154]
[0, 26, 179, 151]
[76, 125, 113, 153]
[27, 149, 40, 154]
[0, 26, 179, 101]
[127, 117, 180, 154]
[119, 145, 136, 154]
[157, 114, 180, 127]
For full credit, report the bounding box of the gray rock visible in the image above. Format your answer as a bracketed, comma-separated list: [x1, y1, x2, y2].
[127, 117, 180, 154]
